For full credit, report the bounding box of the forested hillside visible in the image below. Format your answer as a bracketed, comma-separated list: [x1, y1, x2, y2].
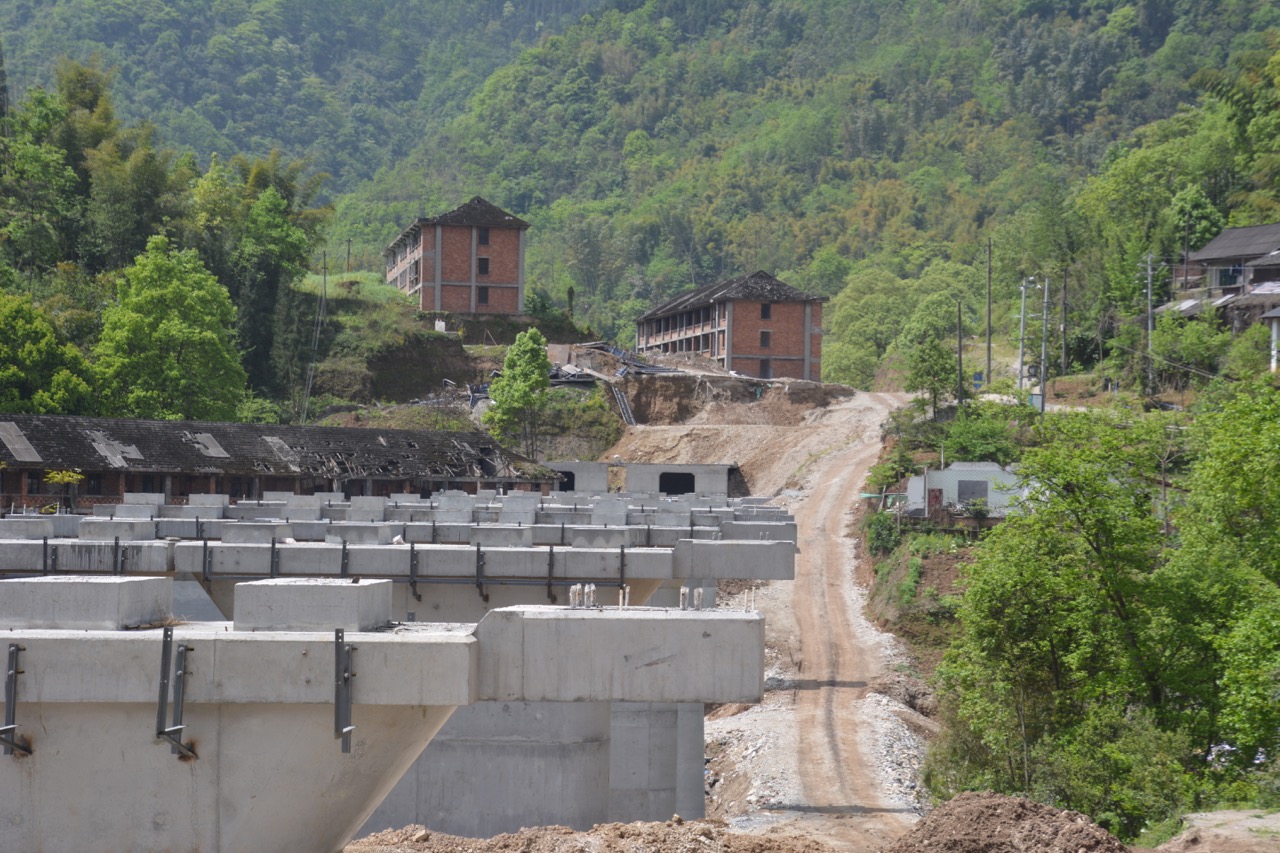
[0, 0, 603, 194]
[1, 0, 1279, 419]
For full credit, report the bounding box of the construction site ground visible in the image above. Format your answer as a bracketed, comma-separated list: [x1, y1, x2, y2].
[350, 373, 1277, 853]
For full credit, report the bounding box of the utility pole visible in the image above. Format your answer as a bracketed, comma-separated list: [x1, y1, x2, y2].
[1017, 278, 1031, 390]
[1152, 252, 1162, 394]
[986, 237, 992, 389]
[1060, 266, 1068, 375]
[1040, 274, 1050, 413]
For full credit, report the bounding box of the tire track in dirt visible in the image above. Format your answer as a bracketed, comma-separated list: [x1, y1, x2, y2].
[787, 392, 915, 850]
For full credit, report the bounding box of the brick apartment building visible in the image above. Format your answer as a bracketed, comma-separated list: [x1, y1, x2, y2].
[384, 197, 529, 315]
[635, 271, 825, 380]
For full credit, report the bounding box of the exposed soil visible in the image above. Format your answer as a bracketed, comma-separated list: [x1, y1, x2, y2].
[881, 791, 1131, 853]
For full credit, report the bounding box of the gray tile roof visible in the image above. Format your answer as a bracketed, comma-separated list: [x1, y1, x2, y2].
[638, 271, 825, 322]
[1188, 223, 1280, 263]
[0, 414, 552, 482]
[386, 197, 529, 253]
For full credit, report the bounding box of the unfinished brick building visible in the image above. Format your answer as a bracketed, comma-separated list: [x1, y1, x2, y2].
[635, 271, 825, 380]
[384, 197, 529, 315]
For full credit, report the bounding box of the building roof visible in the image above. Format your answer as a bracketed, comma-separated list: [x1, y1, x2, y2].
[638, 271, 826, 322]
[1188, 223, 1280, 264]
[0, 414, 554, 482]
[385, 197, 529, 254]
[1245, 248, 1280, 268]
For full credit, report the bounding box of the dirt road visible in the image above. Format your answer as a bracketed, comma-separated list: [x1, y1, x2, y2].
[785, 392, 918, 849]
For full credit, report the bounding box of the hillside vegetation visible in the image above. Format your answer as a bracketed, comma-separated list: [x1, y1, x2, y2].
[2, 1, 1280, 416]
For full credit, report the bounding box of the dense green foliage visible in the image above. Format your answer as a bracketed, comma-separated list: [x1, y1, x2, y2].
[926, 386, 1280, 837]
[483, 327, 552, 458]
[93, 236, 247, 420]
[0, 0, 601, 196]
[4, 1, 1280, 417]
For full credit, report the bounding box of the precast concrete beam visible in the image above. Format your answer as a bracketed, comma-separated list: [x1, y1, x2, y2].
[673, 538, 796, 580]
[0, 538, 169, 574]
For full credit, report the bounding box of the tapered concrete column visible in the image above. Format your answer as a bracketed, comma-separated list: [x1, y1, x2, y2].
[609, 577, 715, 822]
[366, 701, 611, 836]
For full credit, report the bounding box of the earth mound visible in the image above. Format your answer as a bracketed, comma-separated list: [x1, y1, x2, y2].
[350, 819, 843, 853]
[881, 791, 1130, 853]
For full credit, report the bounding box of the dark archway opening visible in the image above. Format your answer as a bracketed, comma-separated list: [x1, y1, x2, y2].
[658, 472, 696, 495]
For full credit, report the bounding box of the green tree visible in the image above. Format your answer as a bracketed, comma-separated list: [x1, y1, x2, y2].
[0, 293, 93, 414]
[93, 236, 246, 421]
[483, 327, 551, 458]
[905, 336, 956, 418]
[231, 186, 310, 390]
[928, 411, 1193, 837]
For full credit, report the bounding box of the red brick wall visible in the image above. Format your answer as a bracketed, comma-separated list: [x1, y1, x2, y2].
[417, 285, 437, 311]
[481, 228, 521, 285]
[476, 285, 520, 314]
[441, 226, 472, 281]
[728, 300, 822, 380]
[441, 284, 473, 313]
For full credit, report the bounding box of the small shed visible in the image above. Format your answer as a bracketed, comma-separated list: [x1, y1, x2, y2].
[905, 462, 1022, 518]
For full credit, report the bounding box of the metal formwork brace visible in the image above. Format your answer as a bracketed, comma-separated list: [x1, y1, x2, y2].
[270, 537, 280, 578]
[546, 545, 557, 603]
[431, 520, 438, 544]
[408, 543, 422, 602]
[334, 629, 356, 754]
[560, 521, 566, 545]
[619, 544, 626, 590]
[2, 644, 31, 756]
[41, 537, 48, 575]
[113, 536, 122, 575]
[340, 540, 350, 578]
[201, 538, 212, 583]
[474, 544, 489, 602]
[155, 627, 197, 760]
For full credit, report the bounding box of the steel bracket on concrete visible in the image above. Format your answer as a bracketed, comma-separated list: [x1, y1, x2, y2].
[41, 538, 57, 575]
[2, 644, 31, 756]
[41, 535, 58, 573]
[113, 536, 125, 574]
[334, 629, 357, 753]
[408, 543, 422, 602]
[341, 541, 350, 578]
[201, 538, 212, 583]
[474, 544, 489, 602]
[270, 537, 280, 578]
[619, 545, 626, 590]
[546, 545, 557, 603]
[155, 627, 197, 760]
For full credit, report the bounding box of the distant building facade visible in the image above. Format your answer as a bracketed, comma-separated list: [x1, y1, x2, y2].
[635, 271, 825, 381]
[1186, 222, 1280, 294]
[384, 197, 529, 315]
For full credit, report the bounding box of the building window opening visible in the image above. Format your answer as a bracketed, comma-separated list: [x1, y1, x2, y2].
[478, 286, 490, 305]
[760, 330, 771, 348]
[477, 227, 490, 246]
[477, 257, 490, 276]
[760, 358, 772, 379]
[761, 303, 772, 319]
